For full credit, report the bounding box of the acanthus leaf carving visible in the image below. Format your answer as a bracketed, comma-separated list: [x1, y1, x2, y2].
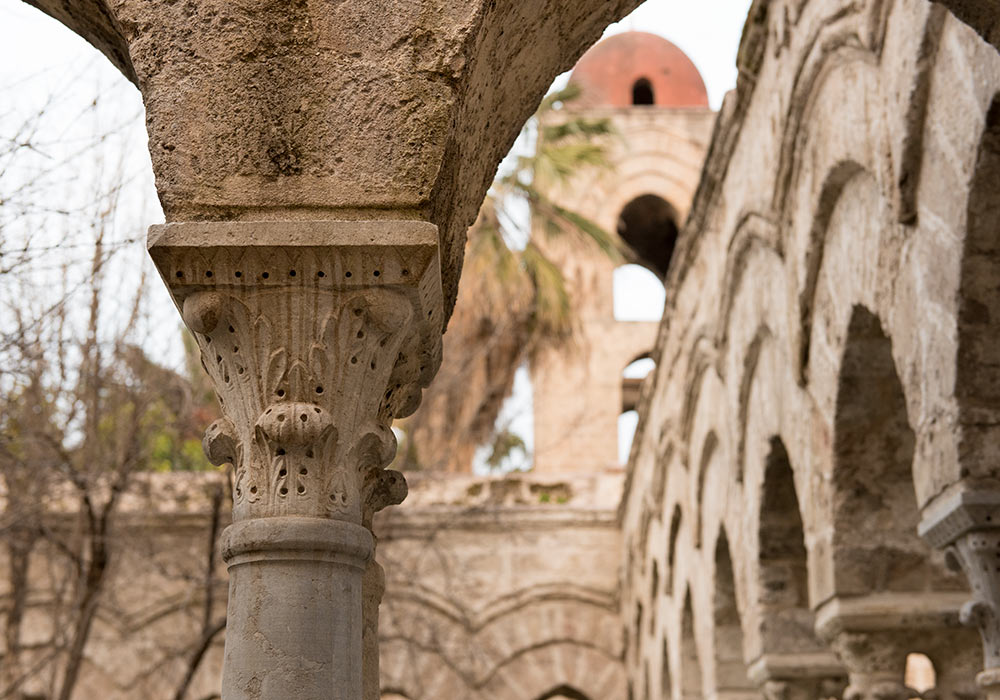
[149, 221, 443, 526]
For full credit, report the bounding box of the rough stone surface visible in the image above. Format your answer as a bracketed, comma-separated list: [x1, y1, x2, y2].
[10, 0, 1000, 698]
[620, 0, 1000, 698]
[21, 0, 649, 321]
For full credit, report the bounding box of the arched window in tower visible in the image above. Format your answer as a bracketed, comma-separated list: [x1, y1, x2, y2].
[617, 194, 679, 279]
[633, 77, 655, 105]
[619, 355, 656, 463]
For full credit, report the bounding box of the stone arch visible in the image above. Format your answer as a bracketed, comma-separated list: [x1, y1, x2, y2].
[666, 505, 683, 597]
[650, 558, 661, 634]
[535, 685, 593, 700]
[616, 193, 681, 278]
[695, 431, 719, 548]
[680, 589, 704, 700]
[712, 530, 754, 700]
[829, 305, 928, 595]
[796, 160, 867, 381]
[661, 637, 672, 700]
[756, 437, 816, 653]
[484, 643, 626, 700]
[955, 94, 1000, 483]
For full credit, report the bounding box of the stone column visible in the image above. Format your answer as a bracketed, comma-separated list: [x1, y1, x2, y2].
[920, 489, 1000, 700]
[749, 652, 847, 700]
[149, 220, 442, 700]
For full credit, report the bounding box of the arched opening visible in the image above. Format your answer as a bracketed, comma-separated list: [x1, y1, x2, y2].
[650, 559, 660, 633]
[681, 589, 703, 700]
[666, 506, 682, 596]
[832, 306, 929, 594]
[617, 194, 680, 279]
[619, 409, 640, 465]
[712, 531, 754, 699]
[662, 638, 673, 700]
[614, 264, 667, 321]
[904, 653, 936, 696]
[695, 432, 718, 547]
[623, 355, 656, 412]
[535, 685, 592, 700]
[957, 95, 1000, 480]
[757, 437, 814, 649]
[633, 77, 655, 105]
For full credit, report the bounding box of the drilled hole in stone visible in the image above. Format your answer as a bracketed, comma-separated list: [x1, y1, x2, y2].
[276, 449, 286, 456]
[300, 468, 308, 475]
[279, 468, 287, 476]
[265, 408, 272, 415]
[351, 356, 358, 364]
[235, 271, 242, 278]
[357, 330, 364, 339]
[313, 407, 320, 413]
[300, 414, 307, 422]
[233, 346, 239, 353]
[250, 486, 257, 495]
[228, 325, 235, 333]
[373, 270, 380, 277]
[317, 270, 325, 278]
[175, 271, 184, 278]
[370, 361, 376, 370]
[428, 310, 433, 318]
[205, 270, 213, 278]
[277, 414, 286, 422]
[289, 270, 296, 277]
[262, 272, 269, 279]
[216, 355, 222, 363]
[353, 308, 362, 317]
[280, 487, 288, 496]
[297, 485, 306, 494]
[238, 366, 245, 375]
[306, 449, 314, 459]
[402, 269, 409, 276]
[277, 389, 285, 398]
[315, 386, 324, 394]
[345, 271, 353, 278]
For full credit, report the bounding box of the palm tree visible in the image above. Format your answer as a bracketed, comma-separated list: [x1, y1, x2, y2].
[394, 84, 620, 473]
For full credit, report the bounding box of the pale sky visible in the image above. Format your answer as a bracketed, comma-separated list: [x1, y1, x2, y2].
[1, 0, 754, 472]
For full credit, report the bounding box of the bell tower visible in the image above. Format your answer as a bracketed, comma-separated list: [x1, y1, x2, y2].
[531, 32, 717, 474]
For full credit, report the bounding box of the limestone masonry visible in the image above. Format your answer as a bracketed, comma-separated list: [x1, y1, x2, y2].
[8, 0, 1000, 698]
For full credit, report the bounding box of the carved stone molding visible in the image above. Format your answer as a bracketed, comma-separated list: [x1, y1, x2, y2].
[920, 488, 1000, 697]
[149, 220, 443, 525]
[750, 651, 847, 700]
[827, 631, 918, 700]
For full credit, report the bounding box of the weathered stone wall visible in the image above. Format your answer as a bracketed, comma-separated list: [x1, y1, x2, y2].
[376, 472, 626, 700]
[0, 472, 626, 699]
[620, 0, 1000, 698]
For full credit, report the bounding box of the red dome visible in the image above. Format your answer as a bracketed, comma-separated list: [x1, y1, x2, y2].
[568, 32, 709, 109]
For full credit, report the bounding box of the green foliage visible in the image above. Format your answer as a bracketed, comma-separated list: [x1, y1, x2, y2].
[485, 428, 528, 472]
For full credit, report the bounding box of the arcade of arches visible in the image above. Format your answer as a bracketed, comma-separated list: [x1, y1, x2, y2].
[7, 0, 1000, 699]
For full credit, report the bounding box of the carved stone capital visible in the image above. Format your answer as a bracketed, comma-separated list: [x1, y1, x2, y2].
[749, 652, 847, 700]
[149, 220, 442, 526]
[825, 631, 918, 700]
[920, 489, 1000, 676]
